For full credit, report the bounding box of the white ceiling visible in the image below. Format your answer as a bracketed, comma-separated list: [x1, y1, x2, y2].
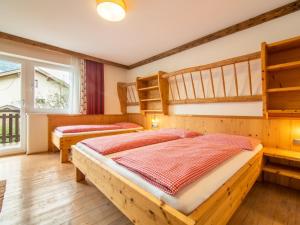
[0, 0, 295, 66]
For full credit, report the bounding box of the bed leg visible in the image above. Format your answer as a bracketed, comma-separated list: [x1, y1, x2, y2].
[60, 147, 69, 163]
[76, 168, 85, 182]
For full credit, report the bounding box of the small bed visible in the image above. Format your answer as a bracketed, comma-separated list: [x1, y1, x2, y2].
[72, 133, 263, 225]
[52, 122, 143, 163]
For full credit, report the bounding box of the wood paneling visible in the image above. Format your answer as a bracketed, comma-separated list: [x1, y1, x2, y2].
[128, 1, 300, 69]
[127, 114, 300, 151]
[0, 32, 129, 69]
[47, 114, 128, 151]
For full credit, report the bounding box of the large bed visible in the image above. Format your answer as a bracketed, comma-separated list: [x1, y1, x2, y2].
[52, 122, 143, 163]
[72, 133, 263, 225]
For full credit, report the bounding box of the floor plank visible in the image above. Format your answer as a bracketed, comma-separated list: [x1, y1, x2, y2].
[0, 153, 299, 225]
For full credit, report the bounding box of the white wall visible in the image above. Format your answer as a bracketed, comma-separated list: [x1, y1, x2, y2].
[26, 114, 48, 154]
[104, 65, 127, 114]
[126, 11, 300, 116]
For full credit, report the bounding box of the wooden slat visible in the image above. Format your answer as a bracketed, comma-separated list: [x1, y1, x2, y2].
[138, 86, 159, 91]
[264, 148, 300, 162]
[263, 164, 300, 180]
[267, 60, 300, 71]
[247, 61, 253, 96]
[127, 86, 134, 104]
[221, 66, 226, 97]
[267, 86, 300, 93]
[169, 81, 175, 101]
[209, 69, 215, 98]
[181, 74, 188, 99]
[268, 109, 300, 114]
[2, 114, 6, 144]
[141, 109, 163, 113]
[175, 76, 181, 100]
[268, 35, 300, 52]
[140, 98, 161, 102]
[233, 64, 239, 96]
[261, 42, 268, 119]
[15, 114, 20, 142]
[8, 114, 13, 143]
[190, 73, 196, 99]
[199, 71, 206, 98]
[130, 86, 137, 103]
[128, 1, 300, 69]
[169, 95, 262, 105]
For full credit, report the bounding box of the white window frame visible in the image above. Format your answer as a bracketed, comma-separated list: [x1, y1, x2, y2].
[29, 61, 74, 114]
[0, 54, 27, 155]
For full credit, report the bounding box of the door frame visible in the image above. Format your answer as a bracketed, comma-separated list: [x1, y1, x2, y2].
[0, 54, 27, 156]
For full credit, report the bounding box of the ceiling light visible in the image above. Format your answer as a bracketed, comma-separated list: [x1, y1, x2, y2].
[96, 0, 126, 22]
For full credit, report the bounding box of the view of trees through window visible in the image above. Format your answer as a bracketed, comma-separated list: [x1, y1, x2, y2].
[34, 67, 71, 110]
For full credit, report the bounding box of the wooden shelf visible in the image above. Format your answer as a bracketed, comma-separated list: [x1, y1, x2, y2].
[262, 37, 300, 118]
[140, 98, 161, 102]
[136, 71, 168, 115]
[268, 109, 300, 114]
[267, 86, 300, 93]
[263, 146, 300, 189]
[138, 86, 159, 91]
[267, 60, 300, 71]
[264, 148, 300, 162]
[263, 163, 300, 180]
[138, 75, 158, 81]
[142, 109, 162, 113]
[268, 36, 300, 53]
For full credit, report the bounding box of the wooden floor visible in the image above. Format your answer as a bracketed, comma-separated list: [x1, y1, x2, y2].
[0, 153, 299, 225]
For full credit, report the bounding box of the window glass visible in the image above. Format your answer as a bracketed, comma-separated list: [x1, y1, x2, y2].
[34, 66, 71, 111]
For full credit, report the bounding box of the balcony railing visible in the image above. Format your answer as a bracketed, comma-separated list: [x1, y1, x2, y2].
[0, 110, 20, 144]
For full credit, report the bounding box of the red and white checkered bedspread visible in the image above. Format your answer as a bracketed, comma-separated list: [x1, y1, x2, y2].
[113, 138, 242, 195]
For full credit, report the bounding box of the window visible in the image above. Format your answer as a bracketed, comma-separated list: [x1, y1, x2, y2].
[33, 66, 72, 112]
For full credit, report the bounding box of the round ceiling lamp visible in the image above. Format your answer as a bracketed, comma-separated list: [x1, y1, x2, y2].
[96, 0, 127, 22]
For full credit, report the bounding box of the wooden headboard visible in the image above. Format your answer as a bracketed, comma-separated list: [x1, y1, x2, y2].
[128, 113, 300, 151]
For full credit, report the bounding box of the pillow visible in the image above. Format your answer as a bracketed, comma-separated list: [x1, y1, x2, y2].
[115, 122, 141, 129]
[158, 128, 200, 138]
[196, 133, 261, 151]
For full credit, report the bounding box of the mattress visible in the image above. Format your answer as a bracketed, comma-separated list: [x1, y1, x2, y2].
[75, 142, 263, 214]
[54, 127, 143, 137]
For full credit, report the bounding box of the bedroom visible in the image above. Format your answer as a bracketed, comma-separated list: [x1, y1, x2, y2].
[0, 0, 300, 224]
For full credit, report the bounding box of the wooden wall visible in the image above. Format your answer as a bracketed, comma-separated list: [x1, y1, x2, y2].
[127, 113, 300, 152]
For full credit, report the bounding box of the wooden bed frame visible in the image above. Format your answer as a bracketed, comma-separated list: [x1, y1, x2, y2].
[52, 128, 143, 163]
[72, 145, 263, 225]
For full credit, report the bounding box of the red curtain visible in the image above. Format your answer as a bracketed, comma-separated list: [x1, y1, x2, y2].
[85, 60, 104, 114]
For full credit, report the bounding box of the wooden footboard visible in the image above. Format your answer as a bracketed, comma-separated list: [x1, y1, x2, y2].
[72, 145, 263, 225]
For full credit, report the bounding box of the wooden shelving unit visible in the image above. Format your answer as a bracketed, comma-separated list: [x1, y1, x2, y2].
[261, 36, 300, 118]
[136, 71, 169, 115]
[263, 148, 300, 189]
